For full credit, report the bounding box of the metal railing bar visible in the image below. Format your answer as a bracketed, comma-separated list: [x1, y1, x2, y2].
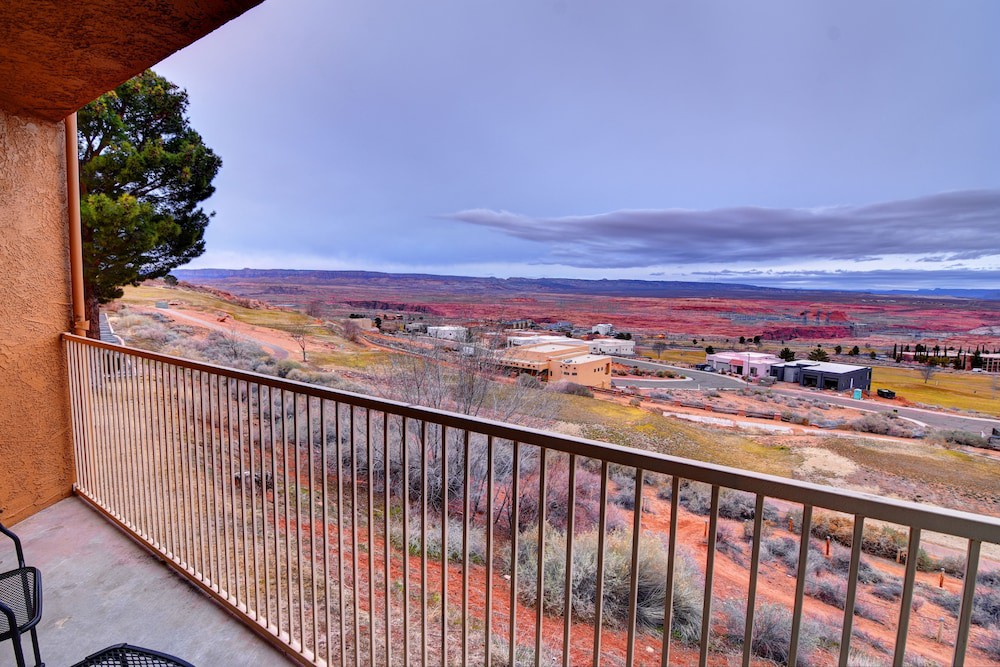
[509, 440, 521, 667]
[222, 377, 235, 604]
[366, 407, 376, 667]
[266, 385, 278, 626]
[382, 411, 392, 667]
[336, 401, 347, 667]
[350, 405, 360, 667]
[320, 399, 333, 667]
[180, 367, 196, 571]
[282, 389, 294, 644]
[402, 415, 411, 667]
[892, 527, 922, 667]
[698, 485, 720, 667]
[205, 369, 219, 590]
[462, 429, 471, 667]
[838, 516, 866, 667]
[484, 435, 495, 667]
[296, 394, 307, 654]
[310, 396, 320, 657]
[535, 447, 548, 667]
[787, 504, 813, 667]
[662, 474, 680, 667]
[592, 461, 609, 667]
[561, 454, 577, 667]
[625, 468, 645, 666]
[420, 420, 429, 667]
[442, 425, 450, 667]
[250, 382, 263, 617]
[741, 494, 766, 667]
[952, 539, 981, 666]
[237, 379, 250, 608]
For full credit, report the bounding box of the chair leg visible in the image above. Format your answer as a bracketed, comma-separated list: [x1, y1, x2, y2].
[11, 631, 27, 667]
[29, 626, 43, 666]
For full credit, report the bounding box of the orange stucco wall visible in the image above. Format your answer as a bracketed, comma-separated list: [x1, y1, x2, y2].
[0, 109, 75, 523]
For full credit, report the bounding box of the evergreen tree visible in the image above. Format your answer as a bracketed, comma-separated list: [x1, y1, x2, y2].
[78, 70, 221, 338]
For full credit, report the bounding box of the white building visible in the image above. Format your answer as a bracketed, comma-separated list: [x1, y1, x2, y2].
[426, 326, 467, 341]
[591, 323, 614, 336]
[506, 334, 574, 347]
[588, 337, 635, 356]
[706, 351, 782, 379]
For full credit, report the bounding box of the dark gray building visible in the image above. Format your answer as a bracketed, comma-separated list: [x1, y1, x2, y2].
[769, 360, 872, 392]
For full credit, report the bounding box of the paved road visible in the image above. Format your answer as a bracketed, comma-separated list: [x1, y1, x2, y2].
[769, 386, 1000, 433]
[611, 357, 747, 389]
[612, 357, 1000, 433]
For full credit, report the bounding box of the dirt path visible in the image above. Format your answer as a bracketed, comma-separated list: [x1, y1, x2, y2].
[145, 307, 293, 360]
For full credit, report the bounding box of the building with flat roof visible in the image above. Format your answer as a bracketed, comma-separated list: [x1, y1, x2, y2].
[982, 353, 1000, 373]
[769, 360, 872, 391]
[588, 337, 635, 356]
[499, 342, 611, 388]
[427, 325, 467, 341]
[706, 351, 782, 379]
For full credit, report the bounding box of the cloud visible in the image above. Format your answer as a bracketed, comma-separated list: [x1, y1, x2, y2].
[443, 189, 1000, 268]
[687, 267, 1000, 289]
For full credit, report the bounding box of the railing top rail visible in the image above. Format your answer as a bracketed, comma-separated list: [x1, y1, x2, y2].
[64, 333, 1000, 544]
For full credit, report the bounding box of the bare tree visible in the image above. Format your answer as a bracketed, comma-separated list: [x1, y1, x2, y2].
[305, 300, 325, 319]
[342, 318, 361, 343]
[651, 341, 667, 359]
[920, 361, 937, 384]
[290, 328, 308, 362]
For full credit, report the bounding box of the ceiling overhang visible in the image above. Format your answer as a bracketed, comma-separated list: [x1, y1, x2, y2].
[0, 0, 264, 122]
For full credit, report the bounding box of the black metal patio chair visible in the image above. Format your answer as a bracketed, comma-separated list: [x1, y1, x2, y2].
[0, 522, 43, 667]
[70, 643, 195, 667]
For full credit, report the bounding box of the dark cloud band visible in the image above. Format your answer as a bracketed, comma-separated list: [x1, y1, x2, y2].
[444, 189, 1000, 268]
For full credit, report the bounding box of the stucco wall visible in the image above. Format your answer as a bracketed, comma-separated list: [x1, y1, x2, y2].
[0, 109, 74, 523]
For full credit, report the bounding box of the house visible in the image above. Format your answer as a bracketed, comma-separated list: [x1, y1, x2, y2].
[706, 351, 782, 379]
[588, 337, 636, 356]
[769, 360, 873, 392]
[499, 342, 612, 388]
[591, 323, 614, 335]
[426, 325, 467, 341]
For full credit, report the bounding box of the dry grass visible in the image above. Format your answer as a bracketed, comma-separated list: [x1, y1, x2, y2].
[121, 284, 314, 330]
[871, 366, 1000, 416]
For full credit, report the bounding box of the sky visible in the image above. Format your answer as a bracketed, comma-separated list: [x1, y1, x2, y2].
[157, 0, 1000, 291]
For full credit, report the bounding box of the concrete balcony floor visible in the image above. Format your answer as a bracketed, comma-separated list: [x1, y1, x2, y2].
[1, 498, 292, 666]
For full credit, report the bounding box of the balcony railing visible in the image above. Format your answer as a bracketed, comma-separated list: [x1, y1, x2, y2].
[64, 334, 1000, 666]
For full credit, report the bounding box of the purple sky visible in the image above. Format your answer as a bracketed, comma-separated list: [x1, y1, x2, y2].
[157, 0, 1000, 290]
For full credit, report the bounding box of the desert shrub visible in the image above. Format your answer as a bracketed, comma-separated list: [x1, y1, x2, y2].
[979, 570, 1000, 587]
[975, 629, 1000, 662]
[715, 525, 744, 565]
[720, 600, 821, 666]
[847, 650, 888, 667]
[393, 516, 487, 565]
[932, 429, 989, 448]
[678, 482, 712, 515]
[489, 636, 557, 666]
[504, 453, 612, 535]
[761, 536, 798, 568]
[806, 578, 845, 608]
[925, 586, 1000, 628]
[717, 490, 779, 522]
[610, 473, 636, 509]
[514, 526, 702, 642]
[854, 629, 890, 655]
[851, 412, 920, 438]
[516, 373, 542, 389]
[548, 381, 593, 398]
[830, 550, 885, 585]
[873, 581, 903, 601]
